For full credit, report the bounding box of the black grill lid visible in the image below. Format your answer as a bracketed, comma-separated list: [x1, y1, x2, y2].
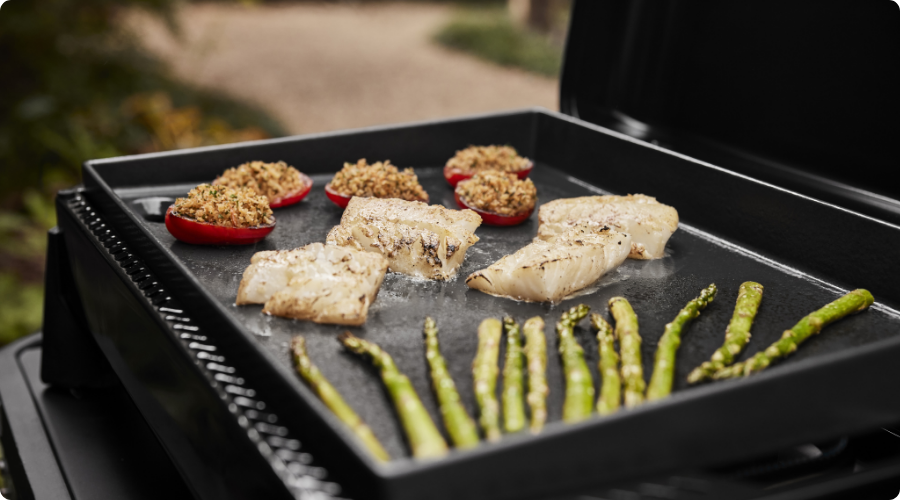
[560, 0, 900, 223]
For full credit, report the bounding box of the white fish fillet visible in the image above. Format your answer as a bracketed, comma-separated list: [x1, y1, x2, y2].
[538, 194, 678, 259]
[465, 224, 632, 302]
[236, 243, 388, 326]
[326, 197, 481, 280]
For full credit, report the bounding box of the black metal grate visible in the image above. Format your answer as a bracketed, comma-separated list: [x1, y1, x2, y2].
[68, 192, 347, 500]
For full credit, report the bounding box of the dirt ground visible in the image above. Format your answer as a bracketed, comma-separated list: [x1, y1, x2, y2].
[130, 2, 559, 136]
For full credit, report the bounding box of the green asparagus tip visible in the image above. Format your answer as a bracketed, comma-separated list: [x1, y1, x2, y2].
[589, 312, 608, 332]
[561, 304, 590, 326]
[686, 367, 706, 385]
[291, 335, 307, 355]
[573, 303, 590, 316]
[338, 331, 361, 351]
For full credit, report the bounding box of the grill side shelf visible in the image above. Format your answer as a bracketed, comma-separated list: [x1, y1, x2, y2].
[60, 191, 347, 500]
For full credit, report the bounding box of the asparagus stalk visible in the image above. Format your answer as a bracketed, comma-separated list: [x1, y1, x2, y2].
[557, 304, 594, 423]
[473, 318, 503, 442]
[713, 289, 874, 379]
[647, 284, 718, 401]
[687, 282, 764, 384]
[590, 313, 620, 416]
[338, 332, 448, 459]
[523, 316, 549, 434]
[502, 316, 527, 433]
[609, 297, 645, 408]
[423, 317, 480, 449]
[291, 336, 390, 462]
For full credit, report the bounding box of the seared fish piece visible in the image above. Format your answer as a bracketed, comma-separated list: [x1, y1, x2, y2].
[236, 243, 388, 326]
[538, 194, 678, 259]
[326, 197, 481, 280]
[466, 224, 632, 302]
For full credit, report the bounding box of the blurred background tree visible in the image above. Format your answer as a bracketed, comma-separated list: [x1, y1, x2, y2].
[0, 0, 569, 346]
[507, 0, 570, 38]
[435, 0, 569, 77]
[0, 0, 284, 344]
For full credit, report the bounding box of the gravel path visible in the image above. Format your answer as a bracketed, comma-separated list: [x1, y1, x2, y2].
[131, 2, 558, 135]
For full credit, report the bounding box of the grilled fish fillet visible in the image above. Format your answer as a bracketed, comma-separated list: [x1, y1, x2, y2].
[236, 243, 388, 326]
[326, 197, 481, 280]
[537, 194, 678, 259]
[466, 223, 632, 302]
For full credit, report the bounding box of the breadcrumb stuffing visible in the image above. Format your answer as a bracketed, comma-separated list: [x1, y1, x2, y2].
[174, 184, 274, 228]
[328, 159, 429, 202]
[445, 145, 531, 174]
[456, 171, 537, 216]
[214, 161, 308, 203]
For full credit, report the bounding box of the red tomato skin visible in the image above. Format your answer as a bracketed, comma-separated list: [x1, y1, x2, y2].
[269, 173, 313, 208]
[324, 183, 352, 208]
[165, 206, 275, 245]
[453, 192, 533, 227]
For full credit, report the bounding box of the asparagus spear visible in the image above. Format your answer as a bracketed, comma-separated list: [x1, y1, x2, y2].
[423, 317, 480, 449]
[523, 316, 549, 434]
[557, 304, 594, 423]
[590, 313, 620, 416]
[473, 318, 503, 442]
[688, 282, 764, 384]
[647, 284, 718, 401]
[291, 336, 390, 462]
[609, 297, 645, 408]
[713, 289, 875, 379]
[502, 316, 527, 433]
[338, 332, 448, 459]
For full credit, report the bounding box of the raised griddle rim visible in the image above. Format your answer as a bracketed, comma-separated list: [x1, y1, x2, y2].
[79, 107, 900, 499]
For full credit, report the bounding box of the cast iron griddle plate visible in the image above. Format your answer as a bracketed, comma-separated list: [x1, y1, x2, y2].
[117, 165, 900, 460]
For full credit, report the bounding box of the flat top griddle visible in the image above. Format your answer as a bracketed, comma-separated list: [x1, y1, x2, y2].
[115, 164, 900, 461]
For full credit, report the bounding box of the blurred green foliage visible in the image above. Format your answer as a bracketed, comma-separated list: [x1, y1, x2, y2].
[0, 190, 54, 345]
[0, 0, 286, 345]
[434, 5, 564, 77]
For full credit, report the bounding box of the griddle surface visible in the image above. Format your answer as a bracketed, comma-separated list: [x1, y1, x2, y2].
[118, 166, 900, 459]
